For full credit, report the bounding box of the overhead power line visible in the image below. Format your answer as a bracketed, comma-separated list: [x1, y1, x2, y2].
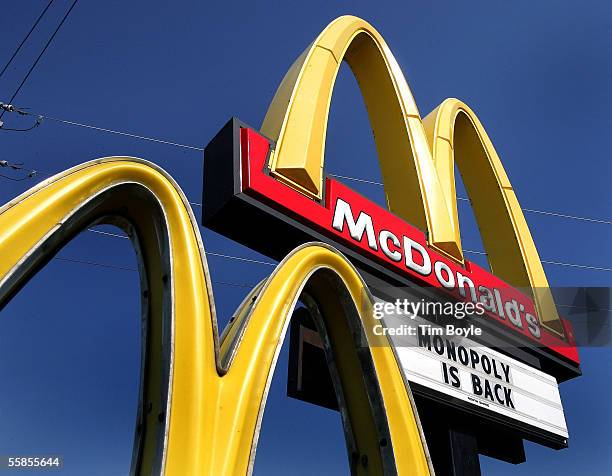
[54, 256, 135, 272]
[1, 102, 609, 227]
[86, 228, 276, 267]
[0, 105, 610, 273]
[520, 208, 612, 226]
[53, 255, 255, 288]
[0, 159, 38, 181]
[83, 226, 611, 272]
[1, 103, 203, 149]
[42, 254, 611, 314]
[0, 120, 42, 132]
[0, 0, 79, 119]
[0, 0, 55, 80]
[206, 251, 275, 267]
[50, 254, 612, 314]
[537, 260, 612, 273]
[463, 249, 612, 272]
[0, 105, 43, 131]
[328, 173, 612, 226]
[45, 116, 205, 151]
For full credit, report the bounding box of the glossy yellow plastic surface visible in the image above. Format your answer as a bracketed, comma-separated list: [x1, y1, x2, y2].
[262, 15, 562, 335]
[0, 158, 431, 475]
[423, 100, 561, 333]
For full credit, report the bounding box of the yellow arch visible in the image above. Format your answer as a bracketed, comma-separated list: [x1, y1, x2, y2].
[262, 15, 460, 259]
[422, 99, 561, 333]
[0, 158, 431, 475]
[262, 15, 562, 335]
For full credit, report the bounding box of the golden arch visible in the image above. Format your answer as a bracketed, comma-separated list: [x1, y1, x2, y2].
[0, 158, 431, 475]
[262, 15, 562, 335]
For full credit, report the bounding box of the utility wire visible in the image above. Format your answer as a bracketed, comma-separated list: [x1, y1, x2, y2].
[2, 103, 609, 227]
[0, 0, 55, 80]
[1, 103, 203, 150]
[0, 155, 608, 273]
[0, 108, 43, 131]
[0, 121, 41, 132]
[83, 226, 611, 272]
[463, 249, 612, 272]
[0, 159, 38, 181]
[50, 255, 612, 312]
[328, 173, 612, 226]
[0, 173, 34, 182]
[54, 256, 135, 272]
[53, 255, 255, 288]
[86, 229, 128, 239]
[86, 228, 276, 266]
[520, 208, 612, 226]
[538, 260, 612, 273]
[0, 0, 79, 119]
[0, 105, 610, 272]
[206, 251, 275, 267]
[327, 173, 383, 187]
[44, 116, 205, 151]
[463, 249, 487, 255]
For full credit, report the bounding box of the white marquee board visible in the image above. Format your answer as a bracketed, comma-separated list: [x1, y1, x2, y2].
[379, 307, 568, 440]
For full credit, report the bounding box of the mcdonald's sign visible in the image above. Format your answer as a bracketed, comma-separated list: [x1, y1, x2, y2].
[202, 13, 581, 466]
[202, 15, 579, 372]
[0, 13, 582, 476]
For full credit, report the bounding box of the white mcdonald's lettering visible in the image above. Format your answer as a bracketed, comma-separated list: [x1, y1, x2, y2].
[332, 197, 542, 339]
[331, 198, 378, 251]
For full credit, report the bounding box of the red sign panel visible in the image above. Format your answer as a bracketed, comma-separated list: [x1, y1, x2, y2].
[235, 127, 578, 366]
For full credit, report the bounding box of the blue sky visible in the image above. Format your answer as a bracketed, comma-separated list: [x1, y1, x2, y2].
[0, 1, 611, 474]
